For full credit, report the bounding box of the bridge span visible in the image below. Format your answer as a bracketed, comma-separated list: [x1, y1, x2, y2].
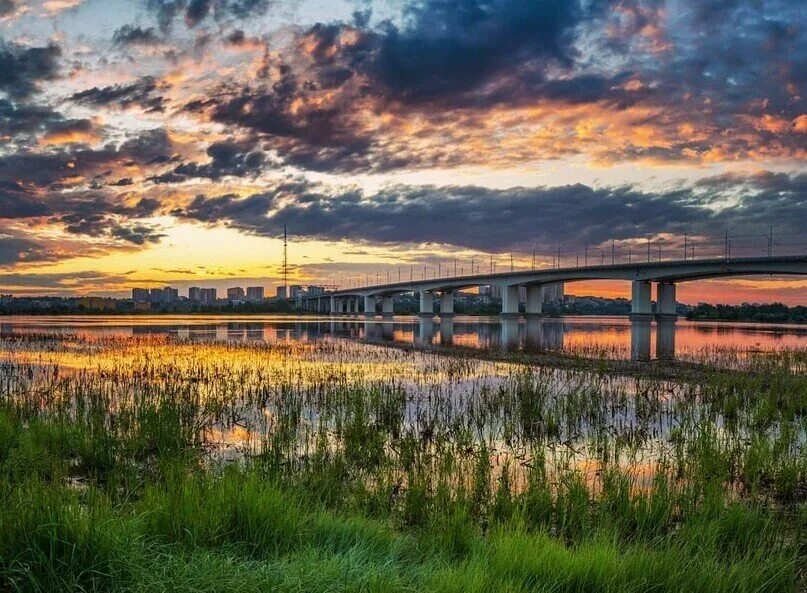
[296, 255, 807, 319]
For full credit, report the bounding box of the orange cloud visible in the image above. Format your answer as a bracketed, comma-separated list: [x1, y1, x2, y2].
[39, 129, 100, 146]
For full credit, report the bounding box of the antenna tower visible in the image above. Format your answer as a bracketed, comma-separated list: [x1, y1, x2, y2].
[283, 225, 288, 295]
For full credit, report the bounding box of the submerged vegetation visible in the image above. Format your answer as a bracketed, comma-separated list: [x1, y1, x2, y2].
[0, 331, 805, 591]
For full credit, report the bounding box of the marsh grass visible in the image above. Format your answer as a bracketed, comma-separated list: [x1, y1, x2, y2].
[0, 332, 804, 591]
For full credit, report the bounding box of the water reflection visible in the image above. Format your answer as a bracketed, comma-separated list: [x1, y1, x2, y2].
[1, 314, 804, 362]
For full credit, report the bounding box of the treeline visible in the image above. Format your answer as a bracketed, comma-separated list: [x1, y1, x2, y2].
[686, 303, 807, 323]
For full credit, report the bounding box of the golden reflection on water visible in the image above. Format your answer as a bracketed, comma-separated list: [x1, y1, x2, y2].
[1, 318, 804, 497]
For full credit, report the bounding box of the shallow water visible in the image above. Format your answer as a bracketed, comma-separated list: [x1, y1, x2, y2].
[1, 314, 805, 361]
[0, 315, 803, 495]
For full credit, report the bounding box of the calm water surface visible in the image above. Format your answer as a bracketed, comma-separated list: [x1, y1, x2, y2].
[1, 314, 804, 361]
[1, 314, 803, 488]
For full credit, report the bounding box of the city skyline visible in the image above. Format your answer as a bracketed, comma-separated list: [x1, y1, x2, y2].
[1, 0, 805, 304]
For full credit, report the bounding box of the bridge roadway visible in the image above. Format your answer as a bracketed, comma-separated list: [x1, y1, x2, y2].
[296, 255, 807, 319]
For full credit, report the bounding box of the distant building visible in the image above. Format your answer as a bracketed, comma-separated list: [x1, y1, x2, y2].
[227, 287, 245, 301]
[149, 288, 164, 304]
[200, 288, 217, 304]
[276, 286, 287, 300]
[306, 285, 325, 296]
[246, 286, 264, 301]
[132, 288, 149, 302]
[163, 287, 179, 303]
[289, 285, 303, 299]
[188, 287, 202, 302]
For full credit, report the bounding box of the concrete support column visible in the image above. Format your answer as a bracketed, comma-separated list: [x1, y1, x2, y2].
[501, 285, 520, 317]
[440, 290, 454, 317]
[525, 285, 543, 316]
[381, 296, 394, 316]
[330, 296, 336, 315]
[364, 295, 377, 317]
[418, 291, 434, 317]
[630, 280, 652, 317]
[656, 282, 677, 318]
[347, 298, 355, 315]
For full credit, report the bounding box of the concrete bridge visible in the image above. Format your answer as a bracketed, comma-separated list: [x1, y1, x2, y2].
[296, 255, 807, 318]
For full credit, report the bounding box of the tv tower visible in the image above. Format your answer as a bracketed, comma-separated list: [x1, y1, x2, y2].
[283, 225, 288, 297]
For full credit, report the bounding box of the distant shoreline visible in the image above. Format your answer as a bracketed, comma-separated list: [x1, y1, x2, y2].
[1, 310, 805, 325]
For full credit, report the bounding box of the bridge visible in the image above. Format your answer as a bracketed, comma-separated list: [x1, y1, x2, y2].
[296, 255, 807, 319]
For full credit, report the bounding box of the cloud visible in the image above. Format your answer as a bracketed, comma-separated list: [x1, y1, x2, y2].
[112, 25, 161, 46]
[0, 232, 49, 265]
[176, 173, 807, 254]
[70, 76, 167, 112]
[145, 0, 271, 31]
[0, 41, 61, 98]
[0, 0, 17, 17]
[0, 99, 95, 146]
[148, 139, 266, 182]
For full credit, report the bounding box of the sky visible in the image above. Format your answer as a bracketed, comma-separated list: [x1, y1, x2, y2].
[0, 0, 805, 304]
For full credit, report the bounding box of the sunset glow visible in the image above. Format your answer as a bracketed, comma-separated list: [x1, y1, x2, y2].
[1, 0, 805, 304]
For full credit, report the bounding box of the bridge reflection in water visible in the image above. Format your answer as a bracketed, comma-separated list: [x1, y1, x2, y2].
[119, 317, 680, 361]
[360, 316, 678, 362]
[5, 315, 802, 361]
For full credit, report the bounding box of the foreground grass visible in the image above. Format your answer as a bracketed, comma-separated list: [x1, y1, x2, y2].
[0, 408, 801, 593]
[1, 470, 798, 593]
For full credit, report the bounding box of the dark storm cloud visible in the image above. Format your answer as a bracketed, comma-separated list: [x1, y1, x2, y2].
[181, 0, 803, 172]
[0, 41, 61, 98]
[112, 25, 161, 46]
[0, 128, 172, 189]
[70, 77, 167, 113]
[0, 182, 49, 218]
[0, 99, 93, 143]
[0, 233, 49, 266]
[0, 187, 164, 246]
[0, 270, 131, 288]
[52, 195, 164, 244]
[149, 139, 266, 182]
[0, 125, 170, 247]
[364, 0, 585, 102]
[176, 173, 807, 253]
[0, 0, 16, 17]
[145, 0, 271, 31]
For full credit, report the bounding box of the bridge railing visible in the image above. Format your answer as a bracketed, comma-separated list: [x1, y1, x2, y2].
[326, 232, 807, 291]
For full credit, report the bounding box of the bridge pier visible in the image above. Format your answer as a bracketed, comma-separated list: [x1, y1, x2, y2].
[656, 282, 677, 319]
[630, 280, 653, 318]
[330, 296, 337, 315]
[501, 285, 520, 318]
[364, 295, 377, 317]
[525, 285, 543, 317]
[440, 290, 455, 317]
[381, 296, 394, 317]
[418, 291, 434, 318]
